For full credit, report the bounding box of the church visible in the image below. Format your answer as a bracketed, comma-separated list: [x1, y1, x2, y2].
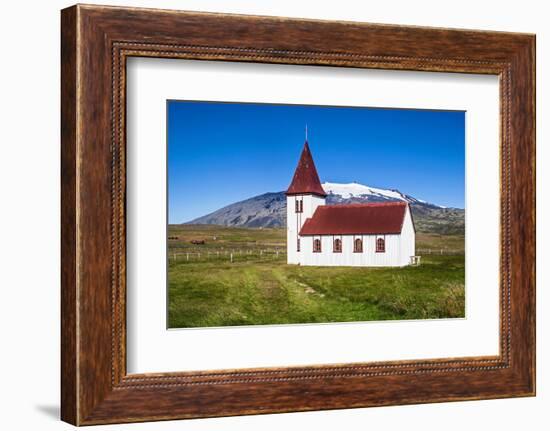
[286, 140, 416, 267]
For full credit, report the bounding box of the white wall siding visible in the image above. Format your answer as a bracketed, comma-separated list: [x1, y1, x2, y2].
[399, 205, 416, 266]
[287, 194, 325, 264]
[298, 233, 404, 267]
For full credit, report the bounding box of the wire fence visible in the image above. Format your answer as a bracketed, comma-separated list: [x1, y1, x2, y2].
[416, 248, 464, 255]
[168, 248, 287, 263]
[168, 247, 463, 265]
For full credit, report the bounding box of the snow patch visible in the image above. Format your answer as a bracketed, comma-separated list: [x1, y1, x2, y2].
[322, 182, 406, 201]
[321, 182, 446, 208]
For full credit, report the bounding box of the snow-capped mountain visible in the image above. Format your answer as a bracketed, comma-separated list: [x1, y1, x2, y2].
[185, 182, 463, 234]
[323, 182, 406, 200]
[321, 182, 444, 207]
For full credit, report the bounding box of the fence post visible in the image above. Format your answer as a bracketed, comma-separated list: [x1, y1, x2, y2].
[186, 253, 189, 261]
[230, 253, 233, 263]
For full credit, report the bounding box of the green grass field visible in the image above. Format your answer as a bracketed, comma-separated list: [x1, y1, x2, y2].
[167, 225, 465, 328]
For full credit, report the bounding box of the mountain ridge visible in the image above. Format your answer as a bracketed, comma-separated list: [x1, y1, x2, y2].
[185, 182, 464, 235]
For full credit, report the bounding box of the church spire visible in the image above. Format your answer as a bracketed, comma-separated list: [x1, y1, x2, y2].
[285, 137, 326, 197]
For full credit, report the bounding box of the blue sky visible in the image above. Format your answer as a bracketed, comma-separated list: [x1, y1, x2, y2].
[168, 101, 465, 223]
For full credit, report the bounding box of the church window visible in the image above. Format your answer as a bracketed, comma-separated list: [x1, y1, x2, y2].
[376, 237, 386, 253]
[354, 238, 363, 253]
[313, 238, 322, 253]
[333, 238, 342, 253]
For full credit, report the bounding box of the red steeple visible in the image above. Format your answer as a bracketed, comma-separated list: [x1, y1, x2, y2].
[286, 141, 327, 197]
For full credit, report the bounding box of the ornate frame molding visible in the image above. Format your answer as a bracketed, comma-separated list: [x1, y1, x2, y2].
[61, 5, 535, 425]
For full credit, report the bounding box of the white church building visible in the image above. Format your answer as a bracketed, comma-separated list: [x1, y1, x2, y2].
[286, 141, 416, 267]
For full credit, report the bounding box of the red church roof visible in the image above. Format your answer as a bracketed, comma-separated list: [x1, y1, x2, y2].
[286, 142, 327, 197]
[299, 202, 409, 236]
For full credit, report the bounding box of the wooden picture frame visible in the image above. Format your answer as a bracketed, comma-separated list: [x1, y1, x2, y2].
[61, 4, 535, 425]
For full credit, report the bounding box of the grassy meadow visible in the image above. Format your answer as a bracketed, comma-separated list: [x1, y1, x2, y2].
[167, 224, 465, 328]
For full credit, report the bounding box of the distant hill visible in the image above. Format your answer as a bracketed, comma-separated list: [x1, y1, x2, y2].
[186, 182, 464, 235]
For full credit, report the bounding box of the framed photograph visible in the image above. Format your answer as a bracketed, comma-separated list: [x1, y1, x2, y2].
[61, 4, 535, 425]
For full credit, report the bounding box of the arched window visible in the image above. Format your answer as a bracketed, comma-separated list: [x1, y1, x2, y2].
[297, 237, 300, 252]
[354, 238, 363, 253]
[333, 238, 342, 253]
[376, 237, 385, 253]
[313, 238, 322, 253]
[295, 199, 303, 213]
